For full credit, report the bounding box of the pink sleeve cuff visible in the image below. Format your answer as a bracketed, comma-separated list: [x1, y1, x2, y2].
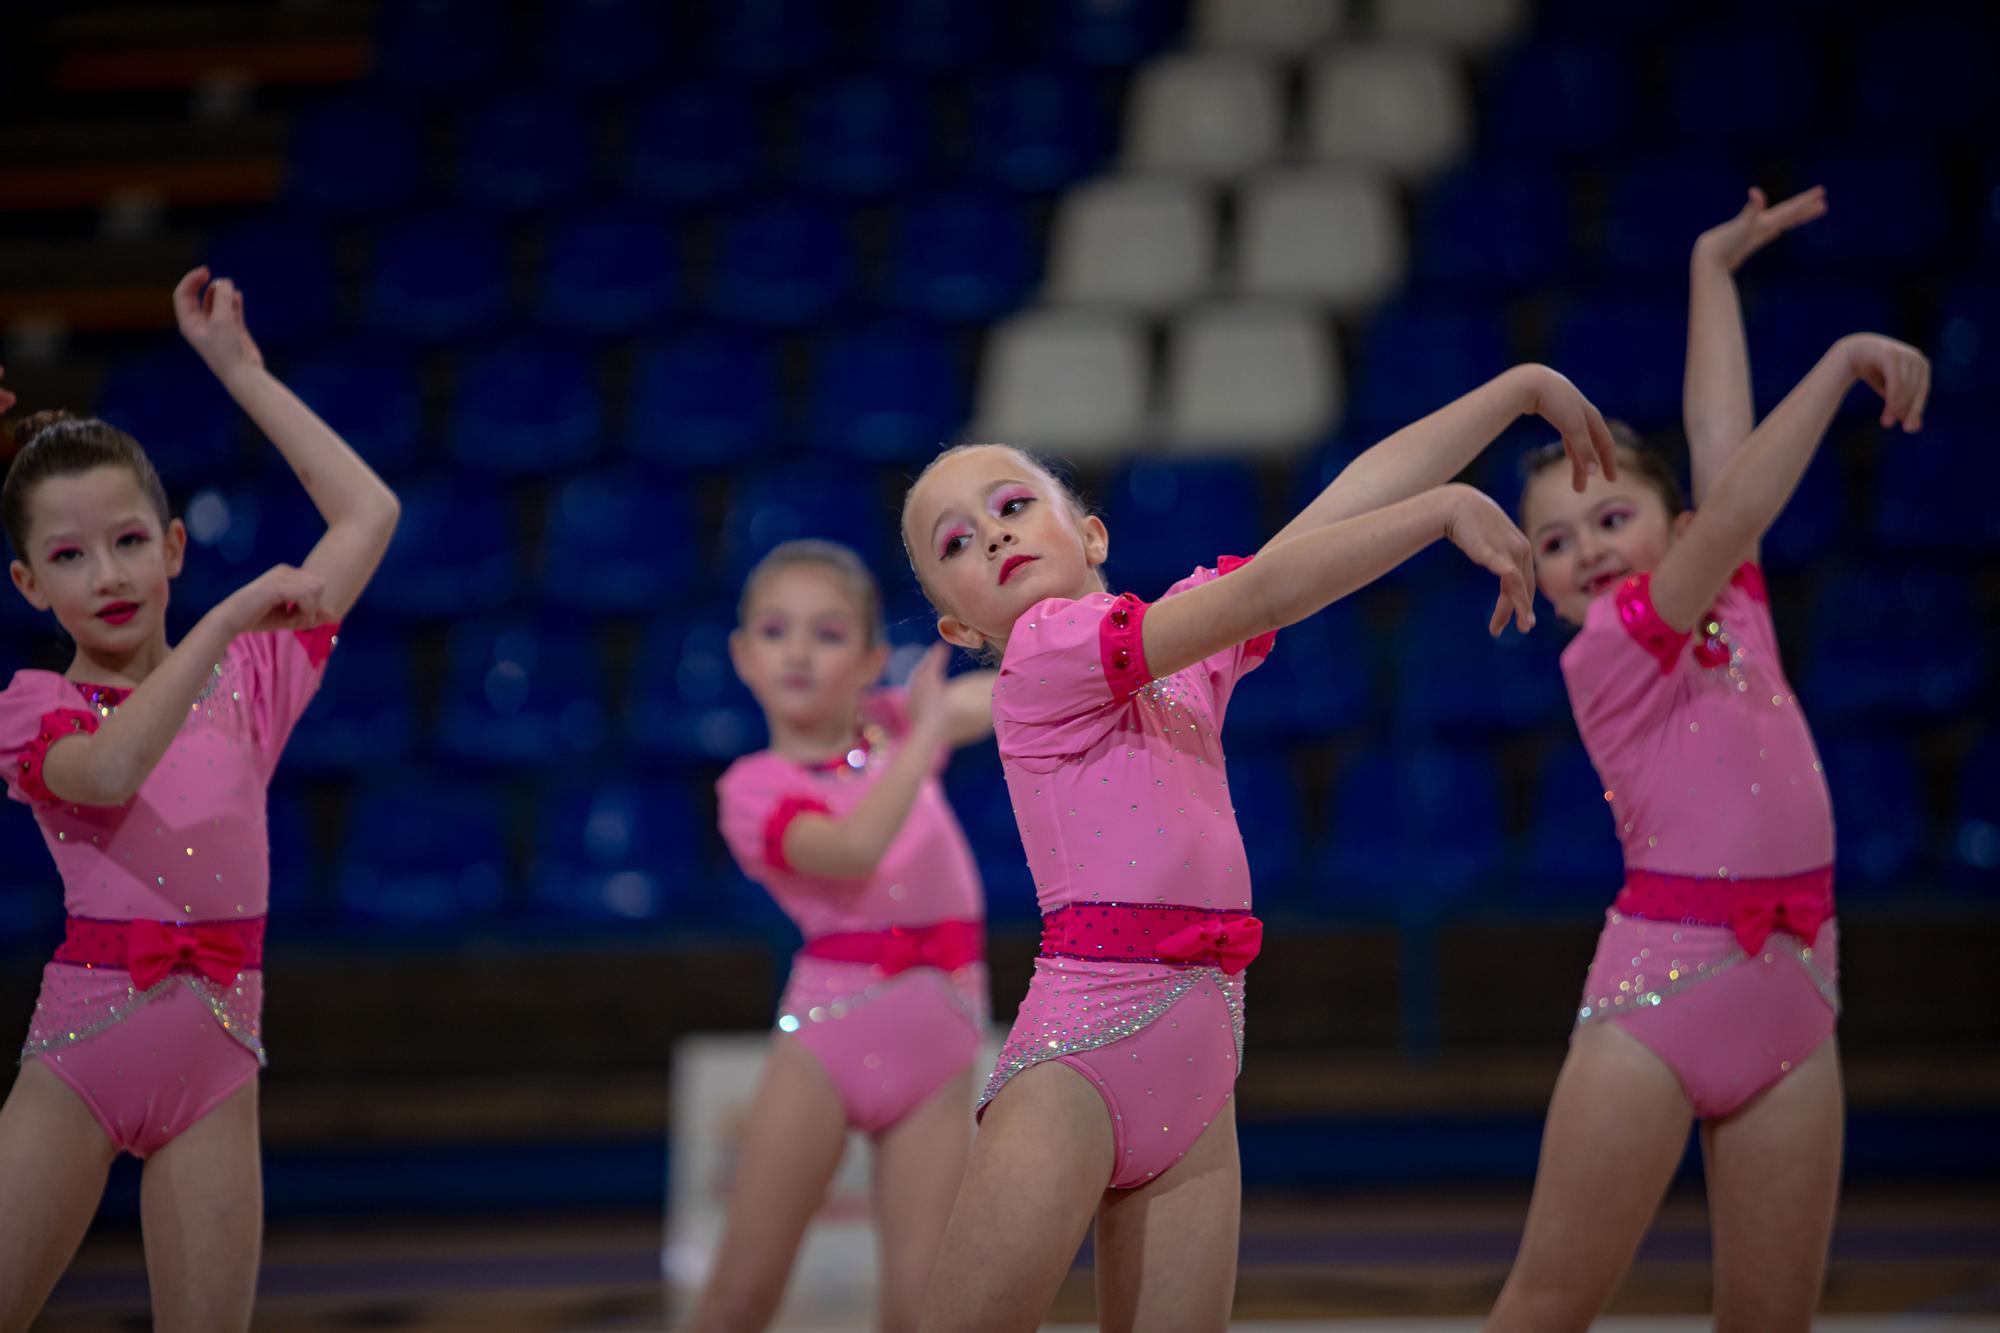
[763, 793, 833, 873]
[1214, 555, 1277, 662]
[1613, 572, 1687, 674]
[295, 622, 341, 669]
[17, 707, 101, 806]
[1730, 563, 1767, 604]
[1097, 593, 1151, 701]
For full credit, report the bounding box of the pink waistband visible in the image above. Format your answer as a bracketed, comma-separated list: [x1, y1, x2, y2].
[1615, 866, 1834, 955]
[54, 914, 266, 989]
[1040, 902, 1263, 975]
[799, 918, 984, 975]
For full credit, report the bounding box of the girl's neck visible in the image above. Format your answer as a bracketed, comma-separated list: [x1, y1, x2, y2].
[64, 630, 173, 689]
[767, 702, 867, 766]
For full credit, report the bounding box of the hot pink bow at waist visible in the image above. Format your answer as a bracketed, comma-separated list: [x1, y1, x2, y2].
[1040, 902, 1263, 975]
[54, 914, 265, 989]
[1615, 866, 1833, 956]
[800, 918, 984, 976]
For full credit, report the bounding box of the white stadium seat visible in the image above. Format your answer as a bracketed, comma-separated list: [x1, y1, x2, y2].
[1306, 43, 1469, 181]
[1163, 303, 1340, 452]
[1126, 53, 1285, 180]
[1047, 176, 1216, 311]
[1194, 0, 1347, 58]
[1373, 0, 1527, 53]
[1235, 167, 1405, 311]
[975, 309, 1150, 459]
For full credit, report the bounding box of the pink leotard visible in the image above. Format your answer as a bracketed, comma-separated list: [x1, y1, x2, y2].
[0, 626, 337, 1156]
[987, 559, 1273, 1188]
[717, 688, 988, 1136]
[1561, 565, 1838, 1117]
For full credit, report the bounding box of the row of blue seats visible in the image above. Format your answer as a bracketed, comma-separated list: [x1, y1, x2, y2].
[373, 0, 1182, 94]
[294, 69, 1113, 216]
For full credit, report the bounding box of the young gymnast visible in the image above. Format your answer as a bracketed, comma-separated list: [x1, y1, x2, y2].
[698, 540, 997, 1333]
[0, 270, 400, 1331]
[1480, 190, 1930, 1331]
[898, 372, 1615, 1332]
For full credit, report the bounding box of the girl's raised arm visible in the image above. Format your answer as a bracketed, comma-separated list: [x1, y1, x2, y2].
[174, 268, 400, 623]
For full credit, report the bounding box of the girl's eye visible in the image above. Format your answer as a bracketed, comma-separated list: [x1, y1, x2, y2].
[816, 628, 850, 646]
[1600, 509, 1632, 530]
[50, 548, 81, 563]
[756, 622, 786, 640]
[998, 495, 1032, 518]
[117, 531, 149, 547]
[1539, 534, 1568, 556]
[939, 532, 967, 559]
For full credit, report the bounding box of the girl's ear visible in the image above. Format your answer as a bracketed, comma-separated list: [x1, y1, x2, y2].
[1081, 514, 1108, 567]
[1671, 508, 1697, 540]
[726, 627, 752, 685]
[936, 614, 985, 655]
[9, 559, 48, 612]
[865, 640, 890, 682]
[163, 518, 187, 579]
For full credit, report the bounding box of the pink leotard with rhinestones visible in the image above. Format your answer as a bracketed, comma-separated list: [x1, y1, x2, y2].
[717, 687, 988, 1135]
[0, 626, 336, 1156]
[987, 559, 1272, 1187]
[1560, 565, 1838, 1117]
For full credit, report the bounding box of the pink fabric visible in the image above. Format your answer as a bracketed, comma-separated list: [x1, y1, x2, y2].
[1580, 909, 1838, 1119]
[800, 918, 984, 975]
[1560, 562, 1831, 880]
[763, 793, 833, 874]
[33, 977, 260, 1158]
[1039, 903, 1261, 974]
[1616, 866, 1833, 956]
[12, 707, 101, 806]
[55, 914, 266, 989]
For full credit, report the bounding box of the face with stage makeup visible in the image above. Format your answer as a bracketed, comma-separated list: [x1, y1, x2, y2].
[10, 464, 186, 662]
[1521, 448, 1692, 627]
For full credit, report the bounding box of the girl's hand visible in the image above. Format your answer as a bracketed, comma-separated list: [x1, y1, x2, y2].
[220, 564, 328, 637]
[1519, 364, 1619, 492]
[1440, 484, 1536, 636]
[902, 643, 951, 735]
[1839, 333, 1930, 432]
[1694, 186, 1827, 273]
[173, 267, 265, 376]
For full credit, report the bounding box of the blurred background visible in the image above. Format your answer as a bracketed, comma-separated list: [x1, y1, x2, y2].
[0, 0, 1995, 1327]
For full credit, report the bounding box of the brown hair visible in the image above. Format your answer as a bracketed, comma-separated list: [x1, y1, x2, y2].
[738, 539, 884, 643]
[1517, 420, 1687, 520]
[2, 411, 171, 560]
[899, 442, 1103, 612]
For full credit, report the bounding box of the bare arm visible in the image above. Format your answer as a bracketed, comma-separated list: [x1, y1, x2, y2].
[39, 566, 329, 805]
[1683, 186, 1827, 510]
[1651, 333, 1928, 632]
[175, 269, 401, 623]
[1145, 484, 1535, 683]
[1265, 365, 1616, 551]
[942, 668, 997, 748]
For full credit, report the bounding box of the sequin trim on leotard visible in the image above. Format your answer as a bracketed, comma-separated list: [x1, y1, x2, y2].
[1575, 912, 1838, 1028]
[21, 970, 266, 1067]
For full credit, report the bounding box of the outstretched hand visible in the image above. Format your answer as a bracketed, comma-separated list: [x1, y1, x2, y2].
[1840, 333, 1930, 433]
[1523, 365, 1619, 493]
[1440, 484, 1536, 636]
[221, 564, 329, 637]
[174, 267, 265, 375]
[1695, 186, 1828, 273]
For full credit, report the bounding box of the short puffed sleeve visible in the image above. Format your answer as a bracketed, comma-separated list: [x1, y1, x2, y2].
[1559, 575, 1681, 747]
[227, 625, 340, 782]
[717, 752, 832, 880]
[993, 593, 1148, 755]
[0, 673, 101, 808]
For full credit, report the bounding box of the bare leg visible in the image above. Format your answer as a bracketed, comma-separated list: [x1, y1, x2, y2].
[1093, 1097, 1241, 1333]
[871, 1067, 976, 1333]
[688, 1037, 851, 1333]
[1485, 1023, 1693, 1333]
[1705, 1036, 1844, 1333]
[0, 1059, 118, 1333]
[917, 1061, 1114, 1333]
[141, 1075, 262, 1333]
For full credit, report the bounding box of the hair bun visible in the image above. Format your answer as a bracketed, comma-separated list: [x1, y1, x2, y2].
[5, 409, 78, 460]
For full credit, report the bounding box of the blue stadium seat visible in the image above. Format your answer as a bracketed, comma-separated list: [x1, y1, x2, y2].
[448, 336, 604, 476]
[966, 67, 1112, 193]
[368, 479, 517, 618]
[285, 640, 419, 774]
[335, 779, 509, 926]
[1745, 279, 1899, 416]
[884, 187, 1038, 322]
[1223, 599, 1373, 745]
[529, 778, 706, 921]
[265, 783, 321, 919]
[1516, 747, 1625, 902]
[703, 0, 834, 79]
[625, 82, 763, 205]
[943, 749, 1040, 925]
[538, 469, 699, 613]
[453, 91, 593, 212]
[1982, 155, 2000, 267]
[1320, 747, 1505, 915]
[1822, 739, 1926, 894]
[1032, 0, 1177, 67]
[437, 617, 611, 765]
[1664, 30, 1816, 146]
[374, 0, 504, 97]
[173, 481, 321, 615]
[287, 96, 425, 215]
[1874, 405, 2000, 554]
[362, 213, 507, 343]
[1415, 165, 1568, 291]
[1534, 0, 1677, 36]
[1851, 15, 1996, 134]
[1595, 153, 1751, 275]
[1394, 587, 1567, 735]
[1806, 572, 1987, 721]
[543, 0, 669, 90]
[1951, 731, 2000, 879]
[282, 345, 424, 474]
[1760, 449, 1843, 572]
[794, 73, 933, 197]
[631, 608, 766, 761]
[1486, 41, 1632, 158]
[627, 328, 783, 468]
[537, 204, 677, 335]
[1934, 278, 2000, 401]
[1545, 294, 1685, 430]
[94, 352, 241, 485]
[1223, 753, 1306, 909]
[1785, 148, 1947, 273]
[0, 803, 62, 952]
[204, 216, 337, 348]
[1100, 458, 1265, 599]
[707, 195, 856, 327]
[870, 0, 1001, 73]
[1349, 300, 1513, 432]
[805, 322, 967, 464]
[720, 463, 892, 582]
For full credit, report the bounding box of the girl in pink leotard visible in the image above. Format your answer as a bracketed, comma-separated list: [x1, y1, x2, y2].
[694, 540, 996, 1333]
[0, 270, 400, 1332]
[899, 385, 1615, 1331]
